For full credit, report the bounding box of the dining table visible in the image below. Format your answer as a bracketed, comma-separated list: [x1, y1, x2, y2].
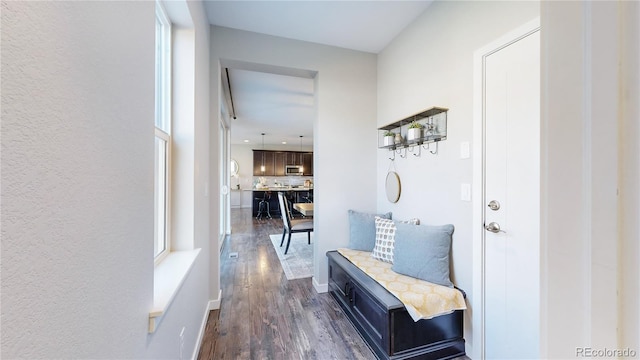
[293, 202, 314, 217]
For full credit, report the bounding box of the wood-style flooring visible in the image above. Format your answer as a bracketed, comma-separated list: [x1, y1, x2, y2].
[197, 208, 374, 360]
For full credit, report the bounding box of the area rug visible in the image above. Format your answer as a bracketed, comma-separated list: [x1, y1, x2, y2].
[269, 233, 314, 280]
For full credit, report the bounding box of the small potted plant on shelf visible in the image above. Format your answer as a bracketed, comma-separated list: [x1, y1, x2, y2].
[407, 121, 424, 142]
[383, 131, 395, 146]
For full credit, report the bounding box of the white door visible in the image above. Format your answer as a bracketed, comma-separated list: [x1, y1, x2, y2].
[483, 30, 540, 359]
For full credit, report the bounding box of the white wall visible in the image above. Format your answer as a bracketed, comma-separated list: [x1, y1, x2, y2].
[231, 144, 257, 190]
[619, 1, 640, 353]
[1, 1, 212, 358]
[189, 0, 212, 292]
[541, 1, 640, 357]
[376, 1, 539, 355]
[211, 27, 378, 288]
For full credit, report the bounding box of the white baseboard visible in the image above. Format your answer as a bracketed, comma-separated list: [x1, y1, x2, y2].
[208, 289, 222, 310]
[192, 302, 210, 360]
[312, 277, 328, 293]
[192, 290, 222, 360]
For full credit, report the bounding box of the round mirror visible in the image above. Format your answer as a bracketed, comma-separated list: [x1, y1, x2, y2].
[385, 171, 401, 203]
[230, 159, 239, 176]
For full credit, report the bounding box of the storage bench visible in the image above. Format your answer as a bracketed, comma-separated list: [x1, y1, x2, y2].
[327, 250, 465, 360]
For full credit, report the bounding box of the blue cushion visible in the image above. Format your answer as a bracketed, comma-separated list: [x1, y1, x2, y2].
[392, 223, 454, 287]
[348, 210, 392, 251]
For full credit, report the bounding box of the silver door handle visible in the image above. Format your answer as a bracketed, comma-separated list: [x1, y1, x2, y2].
[485, 222, 505, 233]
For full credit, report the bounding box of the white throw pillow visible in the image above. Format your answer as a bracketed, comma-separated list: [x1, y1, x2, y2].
[371, 216, 419, 263]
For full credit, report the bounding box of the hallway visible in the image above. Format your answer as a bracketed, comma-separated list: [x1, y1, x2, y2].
[197, 209, 373, 360]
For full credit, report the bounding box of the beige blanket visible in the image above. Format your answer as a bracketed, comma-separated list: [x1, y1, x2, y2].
[337, 248, 466, 321]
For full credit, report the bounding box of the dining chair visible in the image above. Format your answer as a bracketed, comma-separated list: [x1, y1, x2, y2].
[277, 192, 313, 254]
[284, 191, 297, 219]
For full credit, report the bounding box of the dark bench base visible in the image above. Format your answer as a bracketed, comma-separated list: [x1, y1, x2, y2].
[327, 251, 465, 360]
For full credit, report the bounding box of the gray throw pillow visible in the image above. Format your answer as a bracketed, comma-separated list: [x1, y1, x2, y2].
[348, 210, 392, 251]
[392, 223, 454, 287]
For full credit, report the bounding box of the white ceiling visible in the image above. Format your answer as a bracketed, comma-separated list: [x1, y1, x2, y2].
[205, 0, 434, 146]
[226, 68, 315, 147]
[204, 1, 433, 54]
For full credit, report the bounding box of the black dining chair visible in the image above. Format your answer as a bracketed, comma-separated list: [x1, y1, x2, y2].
[277, 192, 313, 254]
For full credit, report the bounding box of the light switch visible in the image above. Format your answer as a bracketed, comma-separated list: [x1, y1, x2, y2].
[461, 183, 471, 202]
[460, 142, 470, 159]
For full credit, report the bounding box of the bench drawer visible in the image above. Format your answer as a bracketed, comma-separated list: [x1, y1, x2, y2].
[350, 279, 388, 348]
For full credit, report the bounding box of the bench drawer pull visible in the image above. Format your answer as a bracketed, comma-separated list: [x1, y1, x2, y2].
[345, 282, 353, 302]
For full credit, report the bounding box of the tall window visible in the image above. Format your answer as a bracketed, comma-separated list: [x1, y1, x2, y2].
[154, 1, 171, 260]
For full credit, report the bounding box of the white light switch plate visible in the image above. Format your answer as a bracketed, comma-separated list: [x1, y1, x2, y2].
[460, 142, 470, 159]
[461, 183, 471, 201]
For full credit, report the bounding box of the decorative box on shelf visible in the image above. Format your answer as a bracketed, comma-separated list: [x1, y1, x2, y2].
[378, 107, 448, 153]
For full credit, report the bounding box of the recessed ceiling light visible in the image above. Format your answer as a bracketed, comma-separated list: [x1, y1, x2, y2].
[282, 141, 287, 144]
[243, 139, 249, 143]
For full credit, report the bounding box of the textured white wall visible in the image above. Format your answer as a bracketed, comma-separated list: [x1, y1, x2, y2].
[1, 1, 212, 358]
[376, 1, 539, 355]
[1, 1, 154, 358]
[211, 27, 378, 287]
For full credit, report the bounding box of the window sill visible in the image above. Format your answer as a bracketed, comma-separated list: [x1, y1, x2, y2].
[149, 248, 201, 333]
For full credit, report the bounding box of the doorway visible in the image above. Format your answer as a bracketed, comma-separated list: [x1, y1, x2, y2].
[221, 62, 317, 276]
[472, 19, 540, 359]
[223, 64, 315, 218]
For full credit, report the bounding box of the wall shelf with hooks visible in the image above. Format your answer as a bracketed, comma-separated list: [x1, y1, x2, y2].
[378, 106, 448, 156]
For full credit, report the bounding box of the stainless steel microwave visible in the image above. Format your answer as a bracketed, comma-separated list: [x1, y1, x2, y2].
[285, 165, 303, 175]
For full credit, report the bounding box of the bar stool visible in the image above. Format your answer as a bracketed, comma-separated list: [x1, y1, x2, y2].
[255, 191, 272, 220]
[302, 189, 313, 203]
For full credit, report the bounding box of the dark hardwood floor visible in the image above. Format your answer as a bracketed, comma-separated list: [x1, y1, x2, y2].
[197, 208, 374, 360]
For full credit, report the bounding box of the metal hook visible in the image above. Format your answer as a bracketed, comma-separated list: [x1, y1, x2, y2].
[420, 142, 439, 155]
[430, 142, 439, 155]
[388, 149, 395, 161]
[412, 145, 421, 157]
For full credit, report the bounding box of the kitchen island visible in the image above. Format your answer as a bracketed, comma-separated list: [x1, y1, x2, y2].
[252, 187, 313, 218]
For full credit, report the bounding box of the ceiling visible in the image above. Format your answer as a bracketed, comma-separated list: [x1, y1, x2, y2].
[204, 0, 434, 147]
[225, 68, 315, 147]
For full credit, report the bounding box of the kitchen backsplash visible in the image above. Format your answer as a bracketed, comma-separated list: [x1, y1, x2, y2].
[253, 176, 313, 188]
[231, 175, 314, 190]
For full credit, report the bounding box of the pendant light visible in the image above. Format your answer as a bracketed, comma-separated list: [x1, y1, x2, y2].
[299, 135, 304, 173]
[260, 133, 266, 173]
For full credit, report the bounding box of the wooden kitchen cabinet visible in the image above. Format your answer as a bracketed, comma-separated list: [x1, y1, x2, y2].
[274, 152, 286, 176]
[253, 150, 313, 176]
[286, 152, 301, 166]
[302, 153, 313, 175]
[253, 150, 276, 176]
